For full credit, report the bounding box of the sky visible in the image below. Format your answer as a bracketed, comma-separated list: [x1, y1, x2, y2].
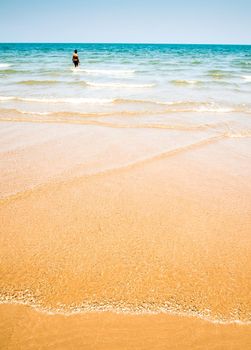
[0, 0, 250, 44]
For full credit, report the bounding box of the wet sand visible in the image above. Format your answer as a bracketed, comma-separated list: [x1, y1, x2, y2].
[1, 121, 251, 349]
[1, 304, 251, 350]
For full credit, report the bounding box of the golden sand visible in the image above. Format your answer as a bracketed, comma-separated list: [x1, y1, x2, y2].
[1, 304, 251, 350]
[0, 121, 251, 349]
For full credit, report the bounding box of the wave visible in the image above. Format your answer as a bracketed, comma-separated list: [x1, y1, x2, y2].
[0, 96, 16, 101]
[0, 96, 250, 114]
[242, 75, 251, 82]
[232, 61, 251, 68]
[207, 70, 232, 79]
[191, 106, 233, 113]
[171, 79, 239, 88]
[113, 99, 251, 113]
[0, 108, 154, 118]
[0, 108, 228, 132]
[191, 60, 202, 65]
[14, 80, 155, 88]
[1, 297, 251, 325]
[0, 63, 12, 69]
[227, 130, 251, 138]
[170, 79, 202, 86]
[0, 96, 114, 105]
[0, 69, 18, 74]
[86, 81, 155, 88]
[17, 80, 60, 85]
[0, 96, 167, 105]
[72, 68, 136, 76]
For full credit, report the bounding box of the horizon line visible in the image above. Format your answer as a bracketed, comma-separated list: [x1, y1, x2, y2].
[0, 42, 251, 46]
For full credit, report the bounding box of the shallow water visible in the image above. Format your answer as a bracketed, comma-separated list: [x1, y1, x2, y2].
[0, 43, 251, 124]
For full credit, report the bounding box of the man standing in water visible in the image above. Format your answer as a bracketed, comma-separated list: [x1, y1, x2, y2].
[72, 49, 80, 67]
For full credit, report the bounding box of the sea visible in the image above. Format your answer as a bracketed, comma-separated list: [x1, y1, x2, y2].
[0, 43, 251, 133]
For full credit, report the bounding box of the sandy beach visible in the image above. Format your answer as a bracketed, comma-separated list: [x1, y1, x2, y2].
[1, 119, 251, 349]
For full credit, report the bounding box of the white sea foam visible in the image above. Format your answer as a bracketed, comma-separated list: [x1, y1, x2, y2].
[193, 106, 234, 113]
[0, 63, 12, 69]
[0, 96, 15, 101]
[242, 75, 251, 82]
[72, 68, 136, 76]
[0, 96, 250, 114]
[171, 79, 201, 85]
[227, 131, 251, 138]
[0, 96, 114, 104]
[20, 111, 52, 115]
[86, 81, 155, 88]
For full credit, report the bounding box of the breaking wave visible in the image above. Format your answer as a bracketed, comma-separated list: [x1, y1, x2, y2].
[0, 63, 12, 69]
[72, 68, 136, 76]
[86, 81, 155, 88]
[0, 96, 250, 114]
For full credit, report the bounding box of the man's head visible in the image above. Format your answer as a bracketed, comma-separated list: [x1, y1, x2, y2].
[74, 49, 78, 54]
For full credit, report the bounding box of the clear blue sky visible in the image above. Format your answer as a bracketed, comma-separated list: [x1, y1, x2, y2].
[1, 0, 250, 44]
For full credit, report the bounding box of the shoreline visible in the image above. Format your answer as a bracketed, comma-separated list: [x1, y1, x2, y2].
[1, 304, 251, 350]
[1, 300, 251, 325]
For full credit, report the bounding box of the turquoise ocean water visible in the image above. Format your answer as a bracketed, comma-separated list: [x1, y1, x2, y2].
[0, 43, 251, 134]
